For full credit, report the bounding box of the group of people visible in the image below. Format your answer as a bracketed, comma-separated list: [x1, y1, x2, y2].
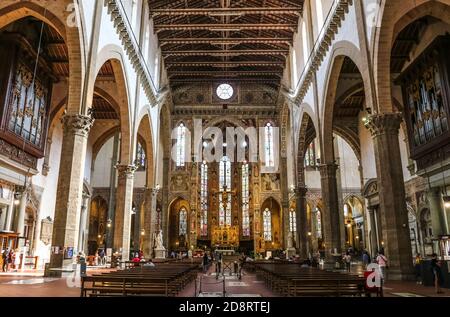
[414, 253, 445, 294]
[1, 248, 20, 272]
[131, 251, 155, 268]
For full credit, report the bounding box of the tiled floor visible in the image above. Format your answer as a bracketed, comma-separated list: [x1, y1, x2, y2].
[0, 265, 448, 298]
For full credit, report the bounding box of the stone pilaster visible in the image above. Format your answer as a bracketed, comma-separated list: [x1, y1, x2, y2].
[106, 132, 120, 250]
[14, 185, 27, 237]
[142, 187, 159, 258]
[367, 207, 379, 258]
[113, 164, 137, 262]
[280, 157, 289, 249]
[427, 189, 446, 238]
[295, 186, 308, 259]
[365, 113, 414, 280]
[319, 163, 341, 263]
[161, 158, 170, 249]
[78, 193, 90, 255]
[50, 114, 94, 270]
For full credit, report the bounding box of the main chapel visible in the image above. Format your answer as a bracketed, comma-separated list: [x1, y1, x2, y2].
[0, 0, 450, 298]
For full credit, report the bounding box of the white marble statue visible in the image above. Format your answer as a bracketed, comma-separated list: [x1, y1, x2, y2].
[156, 230, 164, 249]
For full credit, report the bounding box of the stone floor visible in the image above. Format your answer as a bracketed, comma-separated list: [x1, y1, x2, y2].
[0, 264, 448, 298]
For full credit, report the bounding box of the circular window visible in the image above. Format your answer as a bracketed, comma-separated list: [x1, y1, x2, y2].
[216, 84, 234, 100]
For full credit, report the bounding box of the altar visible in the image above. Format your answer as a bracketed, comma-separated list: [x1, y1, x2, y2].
[211, 225, 239, 247]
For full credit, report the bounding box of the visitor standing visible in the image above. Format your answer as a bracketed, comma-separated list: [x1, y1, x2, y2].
[202, 252, 208, 273]
[343, 252, 351, 272]
[2, 248, 9, 272]
[78, 252, 87, 277]
[414, 253, 422, 284]
[431, 253, 444, 294]
[376, 251, 388, 282]
[362, 250, 371, 269]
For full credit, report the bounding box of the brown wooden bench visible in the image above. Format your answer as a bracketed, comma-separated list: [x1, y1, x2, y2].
[81, 262, 200, 297]
[251, 262, 365, 297]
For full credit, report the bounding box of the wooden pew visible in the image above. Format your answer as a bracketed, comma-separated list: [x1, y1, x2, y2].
[250, 262, 365, 297]
[81, 262, 200, 297]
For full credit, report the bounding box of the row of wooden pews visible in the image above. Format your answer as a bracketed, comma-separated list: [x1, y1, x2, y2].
[81, 259, 202, 297]
[248, 262, 366, 297]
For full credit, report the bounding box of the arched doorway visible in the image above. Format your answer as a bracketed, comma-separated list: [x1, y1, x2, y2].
[88, 196, 108, 256]
[260, 198, 281, 255]
[168, 198, 190, 252]
[343, 196, 365, 252]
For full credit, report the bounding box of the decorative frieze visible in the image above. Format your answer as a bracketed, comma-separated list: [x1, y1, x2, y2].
[0, 138, 38, 169]
[291, 0, 354, 105]
[104, 0, 160, 106]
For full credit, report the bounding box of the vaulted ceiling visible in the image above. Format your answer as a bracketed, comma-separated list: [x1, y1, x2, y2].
[149, 0, 304, 89]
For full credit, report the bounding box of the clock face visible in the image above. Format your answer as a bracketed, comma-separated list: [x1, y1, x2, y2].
[216, 84, 234, 100]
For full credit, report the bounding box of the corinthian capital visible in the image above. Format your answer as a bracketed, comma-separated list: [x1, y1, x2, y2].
[364, 113, 402, 137]
[115, 164, 138, 179]
[61, 114, 94, 137]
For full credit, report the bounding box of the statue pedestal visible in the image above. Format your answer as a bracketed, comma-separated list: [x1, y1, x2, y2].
[154, 248, 166, 259]
[286, 248, 297, 258]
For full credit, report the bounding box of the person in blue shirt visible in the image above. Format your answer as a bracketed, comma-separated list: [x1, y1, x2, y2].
[362, 250, 371, 269]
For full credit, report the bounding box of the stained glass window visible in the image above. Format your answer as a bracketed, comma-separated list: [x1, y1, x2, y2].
[289, 209, 296, 233]
[264, 123, 275, 167]
[263, 208, 272, 241]
[219, 156, 231, 191]
[8, 62, 48, 148]
[200, 162, 208, 236]
[219, 156, 232, 227]
[304, 141, 316, 167]
[316, 208, 322, 239]
[176, 123, 186, 167]
[406, 62, 448, 147]
[242, 163, 250, 237]
[179, 207, 187, 236]
[135, 142, 146, 171]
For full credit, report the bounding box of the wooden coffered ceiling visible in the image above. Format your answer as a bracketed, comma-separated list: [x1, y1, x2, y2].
[149, 0, 303, 89]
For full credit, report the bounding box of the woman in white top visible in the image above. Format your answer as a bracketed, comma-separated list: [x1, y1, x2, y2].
[376, 251, 388, 282]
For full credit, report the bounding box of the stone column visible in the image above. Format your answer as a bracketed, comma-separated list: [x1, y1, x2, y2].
[106, 132, 120, 250]
[365, 113, 414, 280]
[161, 158, 170, 249]
[77, 193, 89, 254]
[113, 164, 137, 262]
[133, 201, 141, 252]
[141, 187, 153, 258]
[367, 207, 378, 258]
[427, 189, 446, 237]
[295, 186, 308, 259]
[334, 138, 346, 249]
[15, 186, 27, 237]
[279, 157, 289, 249]
[50, 114, 94, 270]
[319, 163, 341, 263]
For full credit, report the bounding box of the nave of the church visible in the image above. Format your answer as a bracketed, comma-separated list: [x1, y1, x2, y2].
[0, 0, 450, 300]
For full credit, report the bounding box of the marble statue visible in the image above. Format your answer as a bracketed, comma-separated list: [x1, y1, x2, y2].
[156, 230, 164, 249]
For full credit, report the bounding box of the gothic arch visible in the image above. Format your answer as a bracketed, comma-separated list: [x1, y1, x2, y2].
[136, 113, 155, 187]
[93, 56, 132, 165]
[321, 41, 372, 164]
